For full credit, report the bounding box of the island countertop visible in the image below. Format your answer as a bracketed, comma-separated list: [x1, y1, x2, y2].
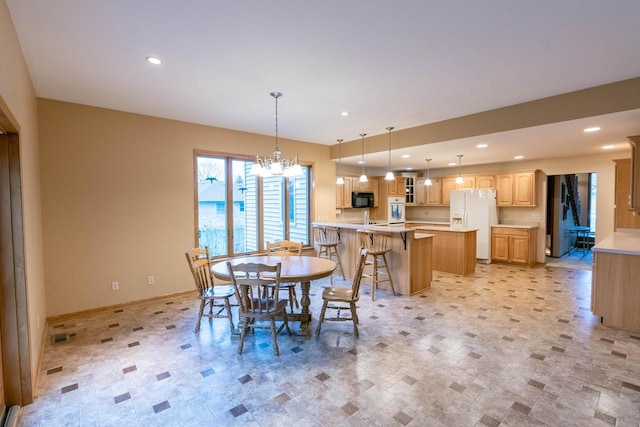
[312, 221, 415, 233]
[592, 231, 640, 256]
[491, 224, 539, 229]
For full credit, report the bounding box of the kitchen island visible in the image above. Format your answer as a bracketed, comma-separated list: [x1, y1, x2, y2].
[312, 222, 434, 295]
[406, 222, 477, 276]
[591, 230, 640, 333]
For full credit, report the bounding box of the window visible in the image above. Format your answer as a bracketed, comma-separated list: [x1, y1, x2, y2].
[195, 151, 311, 258]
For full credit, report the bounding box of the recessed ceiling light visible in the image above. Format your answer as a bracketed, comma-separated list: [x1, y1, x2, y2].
[448, 162, 457, 166]
[405, 167, 413, 170]
[584, 127, 600, 133]
[401, 154, 410, 158]
[146, 56, 163, 65]
[357, 160, 365, 165]
[476, 144, 488, 148]
[602, 145, 615, 150]
[341, 111, 349, 116]
[514, 155, 524, 160]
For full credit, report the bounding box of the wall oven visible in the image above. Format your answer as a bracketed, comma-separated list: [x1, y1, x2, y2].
[388, 197, 406, 226]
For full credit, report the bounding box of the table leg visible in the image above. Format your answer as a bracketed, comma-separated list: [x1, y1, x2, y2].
[299, 280, 312, 336]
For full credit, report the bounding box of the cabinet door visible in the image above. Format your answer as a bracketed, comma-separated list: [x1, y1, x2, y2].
[510, 235, 529, 263]
[441, 178, 456, 205]
[513, 172, 535, 206]
[496, 174, 514, 206]
[426, 179, 441, 205]
[404, 174, 417, 205]
[415, 178, 427, 205]
[476, 175, 495, 189]
[461, 177, 475, 189]
[491, 234, 510, 262]
[370, 178, 379, 207]
[336, 177, 353, 208]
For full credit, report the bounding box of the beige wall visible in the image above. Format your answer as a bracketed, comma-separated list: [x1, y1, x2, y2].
[38, 99, 335, 317]
[0, 0, 46, 394]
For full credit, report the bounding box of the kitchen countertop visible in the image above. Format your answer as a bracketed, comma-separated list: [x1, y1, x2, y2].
[592, 231, 640, 256]
[410, 224, 478, 233]
[312, 221, 415, 233]
[491, 224, 539, 229]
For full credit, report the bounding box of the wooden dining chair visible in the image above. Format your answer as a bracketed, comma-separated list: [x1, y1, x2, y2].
[315, 247, 368, 337]
[186, 246, 210, 264]
[185, 248, 235, 333]
[266, 240, 303, 312]
[226, 261, 291, 356]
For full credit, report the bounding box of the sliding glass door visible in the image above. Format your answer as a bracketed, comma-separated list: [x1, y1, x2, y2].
[195, 151, 310, 258]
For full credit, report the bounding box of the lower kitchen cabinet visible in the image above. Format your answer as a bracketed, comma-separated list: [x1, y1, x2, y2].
[491, 226, 537, 267]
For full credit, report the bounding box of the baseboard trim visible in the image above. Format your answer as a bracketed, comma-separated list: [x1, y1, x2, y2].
[46, 289, 197, 323]
[3, 406, 21, 427]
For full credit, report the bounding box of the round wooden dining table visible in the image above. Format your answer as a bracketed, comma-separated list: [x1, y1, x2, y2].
[211, 255, 337, 336]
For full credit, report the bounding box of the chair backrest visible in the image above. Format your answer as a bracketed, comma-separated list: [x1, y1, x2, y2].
[226, 262, 282, 315]
[186, 247, 210, 264]
[186, 255, 215, 295]
[352, 247, 368, 299]
[357, 231, 391, 252]
[266, 240, 302, 256]
[313, 226, 340, 245]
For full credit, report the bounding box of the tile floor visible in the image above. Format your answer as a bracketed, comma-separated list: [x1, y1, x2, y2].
[19, 263, 640, 427]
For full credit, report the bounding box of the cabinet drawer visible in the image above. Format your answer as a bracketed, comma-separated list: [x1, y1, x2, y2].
[492, 227, 529, 236]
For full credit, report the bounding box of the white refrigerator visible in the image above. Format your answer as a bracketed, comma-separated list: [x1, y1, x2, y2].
[450, 189, 498, 263]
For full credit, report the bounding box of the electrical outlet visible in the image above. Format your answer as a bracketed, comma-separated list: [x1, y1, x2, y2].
[531, 213, 541, 220]
[111, 281, 119, 291]
[147, 275, 155, 285]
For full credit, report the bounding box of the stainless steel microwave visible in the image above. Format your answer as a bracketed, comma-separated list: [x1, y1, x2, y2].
[352, 192, 374, 208]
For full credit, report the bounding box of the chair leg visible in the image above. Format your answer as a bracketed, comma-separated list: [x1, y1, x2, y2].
[331, 246, 346, 280]
[315, 300, 329, 336]
[238, 318, 249, 355]
[350, 303, 359, 337]
[291, 286, 299, 309]
[381, 253, 396, 296]
[195, 300, 206, 333]
[270, 318, 280, 356]
[224, 297, 234, 333]
[283, 312, 291, 336]
[371, 256, 378, 301]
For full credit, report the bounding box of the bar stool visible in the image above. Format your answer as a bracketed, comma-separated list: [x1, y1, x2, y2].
[357, 230, 396, 301]
[313, 226, 345, 282]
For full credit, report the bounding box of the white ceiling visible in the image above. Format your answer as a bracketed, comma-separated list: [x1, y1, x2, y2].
[7, 0, 640, 169]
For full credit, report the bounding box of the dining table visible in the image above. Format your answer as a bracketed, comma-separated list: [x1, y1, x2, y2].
[211, 255, 337, 336]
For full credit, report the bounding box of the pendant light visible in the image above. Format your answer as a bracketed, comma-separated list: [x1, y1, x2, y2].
[424, 158, 433, 186]
[336, 139, 345, 185]
[359, 133, 368, 183]
[455, 154, 464, 184]
[384, 127, 395, 181]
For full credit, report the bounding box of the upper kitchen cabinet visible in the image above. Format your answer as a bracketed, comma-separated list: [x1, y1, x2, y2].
[336, 176, 353, 208]
[442, 176, 475, 205]
[352, 177, 379, 207]
[403, 173, 417, 205]
[416, 178, 442, 205]
[475, 175, 495, 189]
[386, 177, 406, 197]
[614, 159, 640, 229]
[496, 171, 537, 206]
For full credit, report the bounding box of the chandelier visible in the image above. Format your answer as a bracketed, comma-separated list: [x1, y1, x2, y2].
[250, 92, 302, 177]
